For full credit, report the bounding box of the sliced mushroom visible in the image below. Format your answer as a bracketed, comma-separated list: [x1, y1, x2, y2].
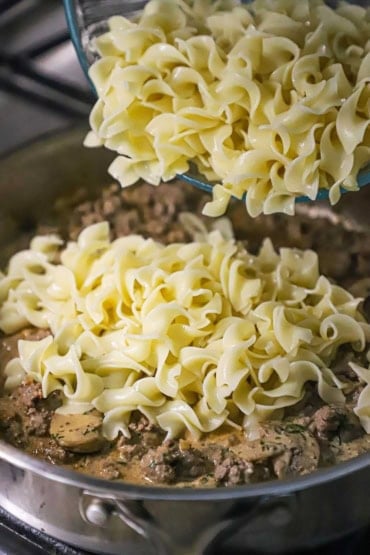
[228, 421, 320, 477]
[231, 436, 286, 462]
[50, 413, 106, 454]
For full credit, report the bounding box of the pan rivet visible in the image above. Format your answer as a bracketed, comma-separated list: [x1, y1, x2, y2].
[85, 499, 110, 527]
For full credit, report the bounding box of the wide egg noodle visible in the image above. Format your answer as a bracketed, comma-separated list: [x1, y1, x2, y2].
[85, 0, 370, 217]
[1, 220, 370, 439]
[350, 361, 370, 434]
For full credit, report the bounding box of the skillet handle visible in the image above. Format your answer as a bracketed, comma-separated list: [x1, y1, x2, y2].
[80, 491, 296, 555]
[113, 497, 269, 555]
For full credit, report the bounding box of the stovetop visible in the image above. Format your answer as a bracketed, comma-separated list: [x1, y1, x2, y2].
[0, 0, 93, 156]
[1, 1, 370, 554]
[0, 505, 370, 555]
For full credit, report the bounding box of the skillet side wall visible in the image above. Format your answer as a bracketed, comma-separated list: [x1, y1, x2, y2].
[0, 127, 370, 554]
[1, 452, 370, 553]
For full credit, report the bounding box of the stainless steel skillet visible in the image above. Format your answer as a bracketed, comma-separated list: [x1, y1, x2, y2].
[0, 127, 370, 555]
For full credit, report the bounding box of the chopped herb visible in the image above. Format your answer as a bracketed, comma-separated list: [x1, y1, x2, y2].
[50, 433, 64, 441]
[283, 423, 307, 434]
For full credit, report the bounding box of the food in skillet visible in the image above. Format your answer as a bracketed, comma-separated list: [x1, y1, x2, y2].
[1, 182, 370, 487]
[85, 0, 370, 217]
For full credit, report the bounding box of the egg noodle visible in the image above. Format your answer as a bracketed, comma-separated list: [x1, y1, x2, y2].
[1, 219, 370, 439]
[85, 0, 370, 217]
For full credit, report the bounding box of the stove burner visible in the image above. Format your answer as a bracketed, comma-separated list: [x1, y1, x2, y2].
[0, 507, 88, 555]
[0, 0, 94, 154]
[0, 0, 93, 117]
[0, 505, 369, 555]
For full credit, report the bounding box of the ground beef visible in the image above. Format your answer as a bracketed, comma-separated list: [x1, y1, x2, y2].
[213, 453, 255, 486]
[35, 180, 370, 290]
[141, 440, 210, 485]
[0, 376, 76, 465]
[128, 413, 165, 443]
[0, 377, 62, 446]
[14, 379, 43, 409]
[311, 406, 363, 443]
[274, 439, 320, 478]
[53, 183, 208, 245]
[117, 413, 166, 463]
[311, 406, 347, 440]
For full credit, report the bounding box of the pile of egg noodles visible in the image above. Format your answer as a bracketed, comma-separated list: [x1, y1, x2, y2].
[1, 219, 370, 439]
[85, 0, 370, 217]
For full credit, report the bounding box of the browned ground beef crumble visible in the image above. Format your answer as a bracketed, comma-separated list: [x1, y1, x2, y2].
[1, 181, 370, 487]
